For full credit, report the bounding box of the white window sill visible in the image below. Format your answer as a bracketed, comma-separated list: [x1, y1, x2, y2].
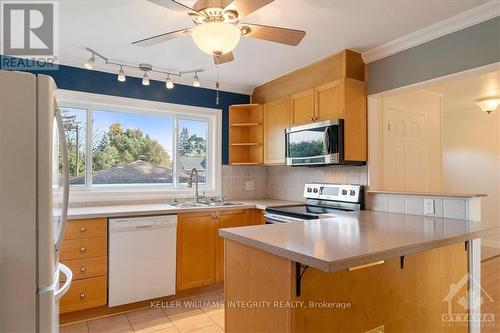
[68, 188, 221, 206]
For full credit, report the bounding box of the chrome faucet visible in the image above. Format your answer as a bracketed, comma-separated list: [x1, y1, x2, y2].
[187, 168, 200, 203]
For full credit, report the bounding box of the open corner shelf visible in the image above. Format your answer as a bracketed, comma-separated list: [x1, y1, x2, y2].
[229, 104, 264, 165]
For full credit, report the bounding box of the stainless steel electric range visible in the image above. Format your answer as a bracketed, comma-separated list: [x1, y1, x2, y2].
[264, 183, 364, 224]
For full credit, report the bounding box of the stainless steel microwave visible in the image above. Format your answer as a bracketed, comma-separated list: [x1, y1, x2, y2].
[285, 119, 344, 166]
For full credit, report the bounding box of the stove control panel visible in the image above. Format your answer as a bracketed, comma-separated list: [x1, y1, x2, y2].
[303, 183, 363, 203]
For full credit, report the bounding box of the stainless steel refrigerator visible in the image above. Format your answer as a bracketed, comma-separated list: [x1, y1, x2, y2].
[0, 70, 72, 332]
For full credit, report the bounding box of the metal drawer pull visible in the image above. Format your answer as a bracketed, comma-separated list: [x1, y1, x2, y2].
[80, 226, 86, 232]
[79, 293, 85, 299]
[80, 247, 86, 253]
[80, 266, 86, 273]
[347, 260, 384, 271]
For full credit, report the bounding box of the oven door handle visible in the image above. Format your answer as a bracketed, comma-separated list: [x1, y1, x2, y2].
[264, 213, 305, 223]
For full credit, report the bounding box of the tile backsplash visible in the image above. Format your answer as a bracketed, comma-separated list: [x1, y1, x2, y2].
[222, 165, 368, 202]
[222, 165, 268, 200]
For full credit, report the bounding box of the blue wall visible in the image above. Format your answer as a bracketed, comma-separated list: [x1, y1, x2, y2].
[0, 55, 250, 164]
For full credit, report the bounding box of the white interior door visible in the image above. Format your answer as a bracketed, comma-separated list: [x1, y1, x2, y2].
[381, 90, 442, 192]
[382, 108, 427, 191]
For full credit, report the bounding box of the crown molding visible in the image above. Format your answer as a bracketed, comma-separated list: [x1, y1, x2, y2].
[362, 1, 500, 63]
[56, 54, 254, 95]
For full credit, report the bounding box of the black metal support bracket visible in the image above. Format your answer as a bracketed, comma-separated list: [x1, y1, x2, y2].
[400, 256, 405, 269]
[295, 263, 309, 297]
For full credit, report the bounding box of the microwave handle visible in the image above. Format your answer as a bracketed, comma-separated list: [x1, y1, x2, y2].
[323, 127, 331, 154]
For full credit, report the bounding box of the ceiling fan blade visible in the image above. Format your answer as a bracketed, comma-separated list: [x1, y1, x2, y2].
[226, 0, 274, 18]
[213, 52, 234, 65]
[192, 0, 233, 11]
[132, 28, 191, 47]
[239, 23, 306, 46]
[147, 0, 200, 16]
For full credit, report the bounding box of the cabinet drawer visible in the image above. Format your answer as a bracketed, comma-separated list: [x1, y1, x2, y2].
[61, 257, 107, 281]
[65, 218, 106, 239]
[59, 276, 107, 313]
[60, 237, 107, 261]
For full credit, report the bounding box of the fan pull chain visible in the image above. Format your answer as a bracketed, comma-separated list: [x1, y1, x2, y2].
[215, 56, 220, 105]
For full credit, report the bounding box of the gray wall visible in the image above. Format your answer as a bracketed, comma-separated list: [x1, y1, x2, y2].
[367, 17, 500, 95]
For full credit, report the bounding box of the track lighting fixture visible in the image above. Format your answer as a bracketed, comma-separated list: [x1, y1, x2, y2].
[166, 75, 174, 89]
[117, 66, 126, 82]
[84, 53, 96, 70]
[193, 73, 201, 87]
[84, 48, 209, 96]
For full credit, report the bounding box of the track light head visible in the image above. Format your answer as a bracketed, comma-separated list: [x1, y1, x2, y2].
[193, 73, 201, 87]
[166, 76, 174, 89]
[84, 53, 96, 70]
[117, 66, 126, 82]
[142, 72, 150, 86]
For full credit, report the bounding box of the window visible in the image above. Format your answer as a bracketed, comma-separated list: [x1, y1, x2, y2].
[58, 93, 220, 194]
[60, 107, 87, 185]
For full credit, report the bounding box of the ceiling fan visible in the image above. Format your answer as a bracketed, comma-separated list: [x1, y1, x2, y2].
[132, 0, 306, 64]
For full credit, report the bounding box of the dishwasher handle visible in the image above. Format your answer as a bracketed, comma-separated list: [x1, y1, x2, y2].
[109, 216, 178, 233]
[136, 225, 154, 229]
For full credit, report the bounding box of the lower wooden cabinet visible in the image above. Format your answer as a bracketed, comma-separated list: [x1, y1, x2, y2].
[60, 276, 107, 313]
[216, 210, 248, 281]
[177, 209, 261, 289]
[176, 211, 217, 290]
[60, 218, 107, 314]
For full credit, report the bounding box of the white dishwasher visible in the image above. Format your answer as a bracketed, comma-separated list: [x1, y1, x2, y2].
[108, 215, 177, 307]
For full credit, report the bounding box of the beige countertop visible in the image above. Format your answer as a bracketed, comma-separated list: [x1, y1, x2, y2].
[219, 210, 495, 273]
[67, 199, 302, 220]
[367, 190, 487, 198]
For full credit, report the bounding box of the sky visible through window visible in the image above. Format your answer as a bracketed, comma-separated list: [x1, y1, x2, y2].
[93, 110, 208, 150]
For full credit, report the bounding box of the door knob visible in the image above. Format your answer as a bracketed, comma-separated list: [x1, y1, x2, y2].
[79, 293, 85, 299]
[80, 266, 86, 273]
[80, 247, 86, 253]
[80, 226, 86, 232]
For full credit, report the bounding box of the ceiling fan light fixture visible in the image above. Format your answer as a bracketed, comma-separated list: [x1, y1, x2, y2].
[191, 22, 241, 55]
[117, 66, 126, 82]
[477, 99, 500, 114]
[166, 75, 174, 89]
[142, 72, 150, 86]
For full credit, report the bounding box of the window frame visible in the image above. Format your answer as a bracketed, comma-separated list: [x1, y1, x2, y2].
[56, 90, 222, 203]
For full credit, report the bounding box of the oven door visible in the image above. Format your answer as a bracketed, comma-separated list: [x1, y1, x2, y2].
[285, 119, 343, 166]
[264, 213, 306, 224]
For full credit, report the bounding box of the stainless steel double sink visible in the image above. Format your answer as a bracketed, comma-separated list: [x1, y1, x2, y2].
[168, 201, 243, 208]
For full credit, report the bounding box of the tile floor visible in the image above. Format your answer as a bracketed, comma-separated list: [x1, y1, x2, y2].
[60, 291, 225, 333]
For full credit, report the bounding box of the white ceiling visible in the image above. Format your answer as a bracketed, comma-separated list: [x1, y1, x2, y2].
[58, 0, 490, 93]
[425, 69, 500, 114]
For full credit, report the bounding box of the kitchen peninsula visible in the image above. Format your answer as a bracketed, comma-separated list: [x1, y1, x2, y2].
[220, 210, 495, 332]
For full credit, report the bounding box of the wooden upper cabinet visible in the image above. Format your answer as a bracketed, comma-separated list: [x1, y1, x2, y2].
[290, 89, 315, 125]
[264, 97, 290, 164]
[315, 80, 345, 121]
[176, 211, 216, 290]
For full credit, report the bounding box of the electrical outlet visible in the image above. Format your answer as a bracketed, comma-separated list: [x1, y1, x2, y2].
[245, 180, 254, 191]
[423, 198, 435, 215]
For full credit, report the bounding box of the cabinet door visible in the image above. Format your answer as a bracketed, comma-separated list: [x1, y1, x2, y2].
[177, 212, 216, 290]
[264, 97, 290, 164]
[290, 89, 315, 125]
[216, 210, 248, 282]
[315, 80, 345, 121]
